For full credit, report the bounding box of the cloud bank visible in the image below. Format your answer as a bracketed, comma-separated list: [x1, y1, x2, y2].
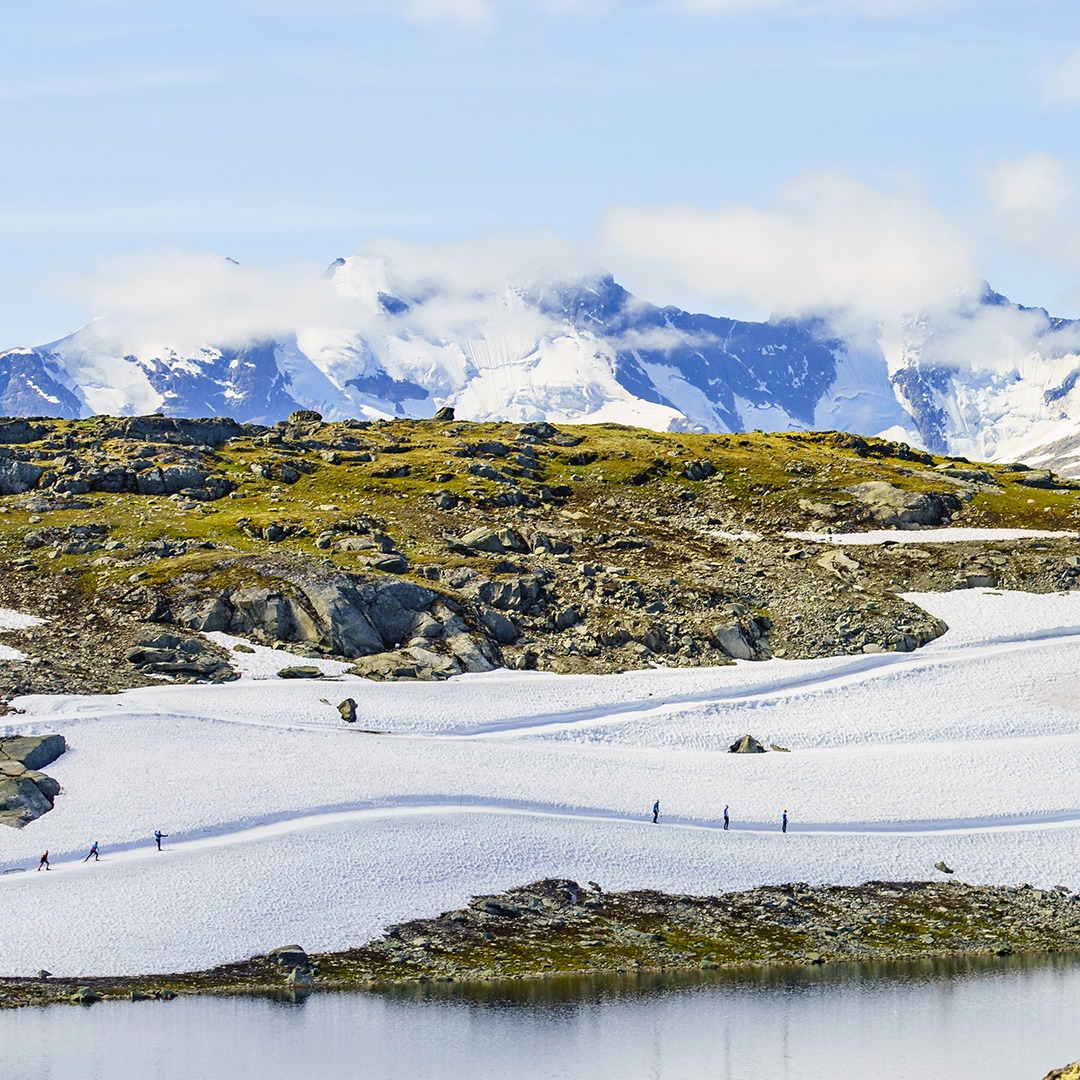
[602, 171, 981, 326]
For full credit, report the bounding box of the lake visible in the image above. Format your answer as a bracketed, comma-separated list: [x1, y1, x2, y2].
[3, 954, 1078, 1079]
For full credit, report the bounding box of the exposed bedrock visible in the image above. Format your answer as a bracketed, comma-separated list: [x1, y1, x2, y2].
[162, 564, 502, 681]
[0, 734, 67, 828]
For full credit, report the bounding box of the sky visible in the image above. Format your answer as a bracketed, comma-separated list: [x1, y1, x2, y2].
[3, 0, 1080, 344]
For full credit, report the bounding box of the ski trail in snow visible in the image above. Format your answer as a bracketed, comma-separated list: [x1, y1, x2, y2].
[457, 629, 1080, 737]
[8, 798, 1080, 879]
[21, 621, 1080, 741]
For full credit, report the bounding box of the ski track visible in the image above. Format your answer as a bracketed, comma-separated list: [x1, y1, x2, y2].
[7, 798, 1080, 880]
[6, 587, 1080, 977]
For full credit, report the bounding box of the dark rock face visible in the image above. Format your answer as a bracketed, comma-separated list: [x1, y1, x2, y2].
[0, 734, 67, 827]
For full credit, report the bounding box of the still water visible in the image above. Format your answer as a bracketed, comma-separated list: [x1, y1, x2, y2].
[3, 955, 1079, 1080]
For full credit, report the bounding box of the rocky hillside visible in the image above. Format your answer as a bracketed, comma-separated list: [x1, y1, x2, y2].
[0, 411, 1077, 703]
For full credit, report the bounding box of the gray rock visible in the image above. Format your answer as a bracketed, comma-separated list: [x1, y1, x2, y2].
[0, 458, 44, 495]
[459, 527, 506, 554]
[25, 771, 61, 800]
[729, 734, 767, 754]
[0, 734, 66, 771]
[846, 481, 960, 528]
[276, 666, 325, 679]
[1014, 469, 1060, 489]
[370, 554, 408, 574]
[433, 406, 455, 421]
[682, 460, 716, 481]
[288, 410, 323, 425]
[338, 698, 357, 723]
[69, 986, 101, 1005]
[266, 944, 309, 967]
[479, 607, 518, 644]
[0, 776, 54, 827]
[287, 966, 314, 987]
[712, 622, 754, 661]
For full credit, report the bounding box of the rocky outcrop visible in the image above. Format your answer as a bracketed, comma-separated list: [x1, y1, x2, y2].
[0, 734, 66, 827]
[1044, 1061, 1080, 1080]
[126, 632, 236, 683]
[846, 482, 962, 528]
[165, 564, 502, 681]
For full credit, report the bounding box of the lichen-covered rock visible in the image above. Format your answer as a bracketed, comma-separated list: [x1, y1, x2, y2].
[1044, 1061, 1080, 1080]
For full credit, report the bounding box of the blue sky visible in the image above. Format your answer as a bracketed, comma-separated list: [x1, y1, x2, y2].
[2, 0, 1080, 343]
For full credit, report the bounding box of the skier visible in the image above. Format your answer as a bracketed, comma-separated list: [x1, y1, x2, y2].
[723, 805, 729, 831]
[37, 850, 50, 871]
[83, 841, 100, 862]
[652, 800, 660, 824]
[782, 810, 788, 834]
[154, 830, 167, 851]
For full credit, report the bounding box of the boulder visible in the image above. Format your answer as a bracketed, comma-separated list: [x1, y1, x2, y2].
[846, 481, 960, 528]
[682, 460, 716, 482]
[338, 698, 357, 723]
[433, 406, 455, 421]
[276, 666, 324, 679]
[479, 607, 518, 645]
[266, 945, 308, 967]
[1015, 469, 1060, 490]
[934, 861, 954, 874]
[712, 622, 755, 661]
[69, 987, 101, 1005]
[370, 554, 408, 574]
[0, 734, 66, 771]
[288, 410, 323, 425]
[0, 458, 44, 495]
[729, 734, 767, 754]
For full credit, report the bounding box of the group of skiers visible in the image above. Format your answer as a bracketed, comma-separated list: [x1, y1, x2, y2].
[35, 830, 168, 871]
[652, 801, 789, 832]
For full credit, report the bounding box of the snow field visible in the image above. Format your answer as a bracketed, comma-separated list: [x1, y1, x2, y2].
[1, 588, 1079, 977]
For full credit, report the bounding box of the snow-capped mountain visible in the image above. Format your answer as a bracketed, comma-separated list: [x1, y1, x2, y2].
[4, 252, 1080, 471]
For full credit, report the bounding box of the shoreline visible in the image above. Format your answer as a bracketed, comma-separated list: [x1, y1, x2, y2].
[5, 877, 1080, 1009]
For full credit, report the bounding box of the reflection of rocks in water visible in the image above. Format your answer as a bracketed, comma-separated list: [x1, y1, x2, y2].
[0, 734, 65, 828]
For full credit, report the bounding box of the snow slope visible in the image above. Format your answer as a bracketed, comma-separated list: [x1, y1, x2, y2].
[1, 588, 1080, 977]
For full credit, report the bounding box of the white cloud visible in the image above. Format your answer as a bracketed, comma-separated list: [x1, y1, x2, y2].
[601, 171, 980, 327]
[1039, 46, 1080, 105]
[68, 253, 355, 351]
[63, 235, 606, 351]
[983, 154, 1080, 273]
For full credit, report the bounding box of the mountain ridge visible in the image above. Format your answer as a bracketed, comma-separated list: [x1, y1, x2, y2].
[4, 254, 1080, 472]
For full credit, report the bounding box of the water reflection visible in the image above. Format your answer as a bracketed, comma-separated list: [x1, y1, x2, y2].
[2, 952, 1078, 1080]
[373, 949, 1080, 1008]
